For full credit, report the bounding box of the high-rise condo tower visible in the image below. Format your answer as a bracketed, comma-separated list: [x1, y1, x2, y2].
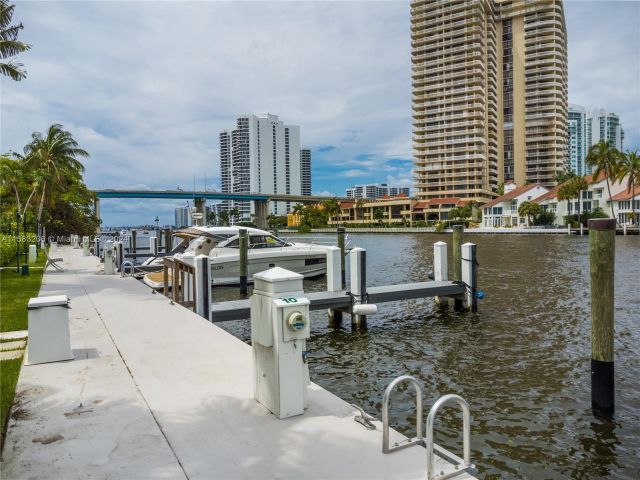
[411, 0, 568, 207]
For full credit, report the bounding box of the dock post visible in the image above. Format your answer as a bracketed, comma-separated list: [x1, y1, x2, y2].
[164, 228, 172, 253]
[114, 241, 124, 272]
[150, 236, 158, 256]
[239, 228, 248, 295]
[580, 224, 584, 236]
[350, 247, 367, 329]
[623, 223, 627, 236]
[94, 237, 101, 258]
[452, 225, 464, 310]
[433, 241, 449, 307]
[461, 243, 478, 312]
[337, 227, 346, 288]
[131, 229, 137, 253]
[326, 246, 343, 327]
[588, 219, 616, 414]
[194, 254, 212, 321]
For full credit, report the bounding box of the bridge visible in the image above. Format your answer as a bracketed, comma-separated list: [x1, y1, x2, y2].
[93, 189, 349, 229]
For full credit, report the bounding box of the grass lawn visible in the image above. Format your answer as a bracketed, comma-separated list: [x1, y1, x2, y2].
[1, 249, 46, 445]
[0, 250, 46, 332]
[1, 356, 24, 440]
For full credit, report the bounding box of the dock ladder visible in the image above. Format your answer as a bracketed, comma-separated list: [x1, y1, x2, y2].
[381, 375, 476, 480]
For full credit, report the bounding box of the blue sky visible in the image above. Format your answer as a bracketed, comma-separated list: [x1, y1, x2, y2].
[1, 0, 638, 226]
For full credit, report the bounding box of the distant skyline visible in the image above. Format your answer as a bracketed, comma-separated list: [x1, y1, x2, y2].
[1, 0, 638, 226]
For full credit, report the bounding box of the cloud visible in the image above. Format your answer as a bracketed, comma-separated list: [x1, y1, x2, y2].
[1, 0, 637, 225]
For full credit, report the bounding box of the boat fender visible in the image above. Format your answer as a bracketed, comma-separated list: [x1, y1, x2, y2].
[353, 304, 378, 315]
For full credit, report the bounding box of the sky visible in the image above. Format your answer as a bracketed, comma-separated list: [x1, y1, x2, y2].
[1, 0, 639, 226]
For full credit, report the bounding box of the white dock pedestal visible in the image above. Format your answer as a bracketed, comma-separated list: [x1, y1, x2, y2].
[28, 244, 37, 264]
[26, 295, 73, 365]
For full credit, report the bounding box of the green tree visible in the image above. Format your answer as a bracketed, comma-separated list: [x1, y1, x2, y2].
[0, 0, 30, 81]
[616, 150, 640, 225]
[373, 207, 385, 225]
[494, 182, 505, 196]
[355, 198, 365, 221]
[229, 207, 240, 225]
[23, 124, 90, 233]
[292, 203, 305, 215]
[558, 176, 588, 226]
[517, 200, 542, 225]
[219, 210, 229, 226]
[322, 198, 341, 225]
[554, 168, 577, 184]
[586, 140, 620, 219]
[206, 209, 216, 225]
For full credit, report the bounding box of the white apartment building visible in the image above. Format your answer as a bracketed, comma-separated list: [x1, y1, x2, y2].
[481, 182, 549, 228]
[220, 114, 309, 221]
[346, 183, 410, 200]
[611, 188, 640, 225]
[174, 206, 191, 228]
[586, 108, 624, 152]
[568, 104, 588, 176]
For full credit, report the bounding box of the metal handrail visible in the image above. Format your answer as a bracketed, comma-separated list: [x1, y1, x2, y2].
[382, 375, 424, 453]
[426, 394, 475, 480]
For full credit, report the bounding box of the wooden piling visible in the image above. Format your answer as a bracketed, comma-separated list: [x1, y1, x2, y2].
[452, 225, 464, 310]
[164, 228, 172, 253]
[132, 229, 137, 253]
[350, 248, 367, 329]
[588, 218, 616, 413]
[239, 228, 248, 295]
[337, 227, 346, 288]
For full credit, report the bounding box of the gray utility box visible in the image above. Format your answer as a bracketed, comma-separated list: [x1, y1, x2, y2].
[27, 295, 74, 365]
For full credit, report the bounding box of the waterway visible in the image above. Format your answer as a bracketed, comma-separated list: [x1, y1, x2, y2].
[212, 233, 639, 479]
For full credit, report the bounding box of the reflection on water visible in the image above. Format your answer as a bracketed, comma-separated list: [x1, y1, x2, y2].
[215, 233, 639, 479]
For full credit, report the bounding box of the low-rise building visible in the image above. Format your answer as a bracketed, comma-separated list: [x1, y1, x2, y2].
[481, 183, 550, 228]
[611, 188, 640, 225]
[534, 173, 628, 224]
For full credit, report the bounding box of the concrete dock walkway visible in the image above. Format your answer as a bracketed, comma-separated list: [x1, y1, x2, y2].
[1, 247, 475, 480]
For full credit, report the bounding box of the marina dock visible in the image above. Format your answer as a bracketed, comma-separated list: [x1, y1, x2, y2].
[2, 246, 476, 479]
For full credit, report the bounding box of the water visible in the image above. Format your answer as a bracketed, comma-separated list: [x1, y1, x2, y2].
[213, 233, 639, 479]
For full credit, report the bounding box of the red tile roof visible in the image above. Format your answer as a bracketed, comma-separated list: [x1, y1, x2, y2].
[611, 187, 639, 201]
[339, 202, 355, 209]
[482, 184, 541, 209]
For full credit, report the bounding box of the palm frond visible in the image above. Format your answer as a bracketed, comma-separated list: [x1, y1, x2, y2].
[0, 59, 25, 80]
[0, 38, 30, 58]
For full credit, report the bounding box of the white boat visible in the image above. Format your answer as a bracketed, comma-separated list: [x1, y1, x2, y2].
[142, 226, 332, 289]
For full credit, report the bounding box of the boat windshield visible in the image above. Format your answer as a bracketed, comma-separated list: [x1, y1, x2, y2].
[221, 234, 290, 249]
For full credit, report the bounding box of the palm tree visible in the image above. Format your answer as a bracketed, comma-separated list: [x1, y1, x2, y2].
[586, 140, 620, 219]
[355, 198, 365, 221]
[24, 125, 89, 232]
[1, 0, 31, 81]
[322, 198, 341, 225]
[219, 210, 229, 226]
[292, 203, 305, 215]
[229, 207, 240, 225]
[517, 201, 541, 226]
[616, 150, 640, 225]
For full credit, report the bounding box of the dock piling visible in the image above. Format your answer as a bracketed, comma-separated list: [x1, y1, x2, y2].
[337, 227, 346, 288]
[194, 254, 212, 321]
[452, 225, 464, 310]
[326, 246, 343, 327]
[239, 228, 248, 295]
[461, 242, 478, 312]
[132, 229, 137, 253]
[433, 241, 449, 307]
[164, 228, 171, 253]
[150, 236, 158, 256]
[588, 218, 616, 414]
[350, 247, 367, 329]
